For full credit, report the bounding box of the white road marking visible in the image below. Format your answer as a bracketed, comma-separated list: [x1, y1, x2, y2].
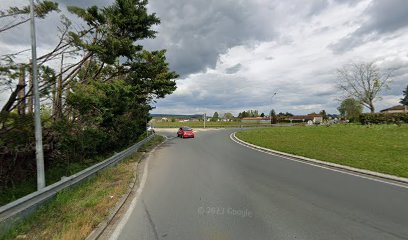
[230, 133, 408, 190]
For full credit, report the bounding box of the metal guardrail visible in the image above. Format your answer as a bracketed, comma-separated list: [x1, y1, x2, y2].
[0, 134, 155, 233]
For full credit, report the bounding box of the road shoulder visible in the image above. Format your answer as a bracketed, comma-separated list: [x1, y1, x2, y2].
[95, 136, 167, 240]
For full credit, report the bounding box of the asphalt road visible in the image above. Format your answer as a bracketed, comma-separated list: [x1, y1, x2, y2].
[112, 128, 408, 240]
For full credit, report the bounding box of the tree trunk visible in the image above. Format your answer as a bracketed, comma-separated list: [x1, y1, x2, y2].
[54, 54, 64, 120]
[51, 74, 57, 119]
[369, 101, 375, 113]
[27, 62, 33, 114]
[1, 84, 25, 113]
[17, 65, 26, 115]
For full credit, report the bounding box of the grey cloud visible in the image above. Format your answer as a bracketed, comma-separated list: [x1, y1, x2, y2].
[154, 70, 342, 115]
[307, 0, 329, 16]
[57, 0, 113, 8]
[359, 0, 408, 35]
[388, 67, 408, 96]
[0, 11, 63, 50]
[225, 63, 242, 74]
[143, 0, 277, 76]
[332, 0, 359, 6]
[163, 74, 272, 110]
[0, 1, 114, 56]
[330, 0, 408, 54]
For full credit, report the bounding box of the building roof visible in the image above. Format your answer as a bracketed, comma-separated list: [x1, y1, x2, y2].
[380, 105, 406, 112]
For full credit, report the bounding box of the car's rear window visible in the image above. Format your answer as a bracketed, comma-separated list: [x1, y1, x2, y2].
[183, 127, 192, 131]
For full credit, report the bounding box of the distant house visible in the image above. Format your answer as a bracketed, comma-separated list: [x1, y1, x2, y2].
[287, 114, 323, 123]
[380, 105, 407, 113]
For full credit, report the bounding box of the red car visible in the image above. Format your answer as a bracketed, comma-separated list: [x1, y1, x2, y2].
[177, 127, 195, 138]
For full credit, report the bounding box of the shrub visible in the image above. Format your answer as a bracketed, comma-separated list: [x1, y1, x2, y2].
[360, 112, 408, 125]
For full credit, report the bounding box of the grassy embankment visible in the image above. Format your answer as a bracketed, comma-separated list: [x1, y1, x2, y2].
[0, 135, 165, 240]
[236, 124, 408, 178]
[0, 133, 155, 206]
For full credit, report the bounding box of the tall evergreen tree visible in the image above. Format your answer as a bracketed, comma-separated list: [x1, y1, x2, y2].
[0, 0, 179, 194]
[400, 85, 408, 106]
[319, 110, 328, 120]
[271, 109, 277, 124]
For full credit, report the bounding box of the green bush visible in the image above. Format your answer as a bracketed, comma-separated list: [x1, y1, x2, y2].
[360, 112, 408, 125]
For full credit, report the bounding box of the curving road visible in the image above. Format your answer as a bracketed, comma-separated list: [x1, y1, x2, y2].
[111, 128, 408, 240]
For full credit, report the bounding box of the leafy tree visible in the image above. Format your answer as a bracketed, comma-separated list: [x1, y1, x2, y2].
[238, 110, 261, 118]
[249, 110, 259, 117]
[319, 110, 328, 120]
[238, 111, 247, 118]
[271, 109, 277, 124]
[337, 98, 363, 122]
[211, 112, 219, 121]
[337, 62, 391, 113]
[401, 84, 408, 106]
[223, 112, 234, 120]
[260, 112, 265, 117]
[0, 0, 178, 194]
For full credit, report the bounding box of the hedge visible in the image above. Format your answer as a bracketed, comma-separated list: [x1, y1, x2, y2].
[360, 112, 408, 125]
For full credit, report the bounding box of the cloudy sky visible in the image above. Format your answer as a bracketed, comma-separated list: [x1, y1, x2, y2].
[1, 0, 408, 116]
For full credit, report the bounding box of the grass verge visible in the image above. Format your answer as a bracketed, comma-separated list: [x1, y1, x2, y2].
[0, 135, 165, 240]
[236, 124, 408, 178]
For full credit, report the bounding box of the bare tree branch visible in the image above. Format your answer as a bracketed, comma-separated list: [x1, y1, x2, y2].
[337, 62, 392, 113]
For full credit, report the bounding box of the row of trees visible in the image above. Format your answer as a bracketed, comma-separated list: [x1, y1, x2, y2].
[335, 62, 408, 122]
[337, 82, 408, 123]
[210, 110, 297, 120]
[237, 110, 262, 118]
[0, 0, 178, 192]
[211, 110, 294, 120]
[337, 84, 408, 122]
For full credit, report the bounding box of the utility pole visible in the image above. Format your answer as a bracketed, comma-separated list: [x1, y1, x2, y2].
[203, 113, 206, 128]
[30, 0, 45, 190]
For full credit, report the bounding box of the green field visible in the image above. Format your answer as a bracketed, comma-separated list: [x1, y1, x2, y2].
[152, 121, 272, 128]
[236, 124, 408, 178]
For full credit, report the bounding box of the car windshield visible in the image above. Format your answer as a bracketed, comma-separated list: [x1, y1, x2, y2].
[183, 127, 192, 131]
